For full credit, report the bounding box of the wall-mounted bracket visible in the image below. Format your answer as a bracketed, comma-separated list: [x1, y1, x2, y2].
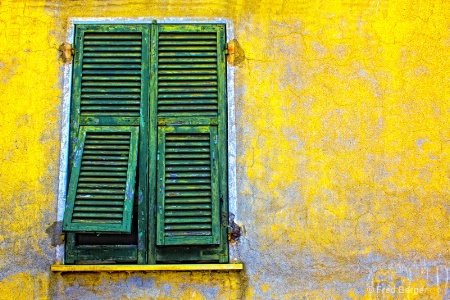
[59, 42, 74, 64]
[226, 39, 245, 66]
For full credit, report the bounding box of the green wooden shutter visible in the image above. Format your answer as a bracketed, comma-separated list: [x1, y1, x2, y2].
[156, 125, 220, 245]
[63, 126, 139, 233]
[156, 24, 224, 117]
[153, 24, 227, 247]
[63, 24, 149, 233]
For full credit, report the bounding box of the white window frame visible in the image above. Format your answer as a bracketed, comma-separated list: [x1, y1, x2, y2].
[56, 17, 238, 263]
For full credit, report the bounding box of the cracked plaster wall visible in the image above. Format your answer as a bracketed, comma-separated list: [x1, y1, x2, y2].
[0, 0, 450, 299]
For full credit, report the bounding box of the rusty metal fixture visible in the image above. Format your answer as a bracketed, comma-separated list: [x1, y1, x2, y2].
[59, 42, 74, 63]
[226, 39, 245, 66]
[228, 213, 243, 243]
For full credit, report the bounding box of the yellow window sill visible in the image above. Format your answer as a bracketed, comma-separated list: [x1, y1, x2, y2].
[51, 263, 243, 272]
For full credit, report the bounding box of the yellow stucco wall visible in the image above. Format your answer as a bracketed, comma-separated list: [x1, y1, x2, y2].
[0, 0, 449, 299]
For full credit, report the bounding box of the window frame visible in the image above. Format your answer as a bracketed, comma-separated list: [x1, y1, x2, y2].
[57, 19, 237, 265]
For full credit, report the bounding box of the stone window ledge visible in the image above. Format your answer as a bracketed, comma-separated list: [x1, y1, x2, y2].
[51, 264, 243, 272]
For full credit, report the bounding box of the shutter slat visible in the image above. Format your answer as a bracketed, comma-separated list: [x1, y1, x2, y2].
[83, 52, 142, 57]
[158, 100, 217, 105]
[82, 155, 129, 160]
[165, 204, 212, 209]
[159, 62, 217, 69]
[81, 106, 140, 111]
[159, 75, 217, 81]
[76, 194, 125, 200]
[158, 69, 217, 74]
[80, 112, 140, 117]
[77, 183, 126, 188]
[63, 126, 139, 233]
[165, 141, 210, 146]
[165, 217, 212, 223]
[166, 153, 210, 159]
[166, 146, 209, 152]
[166, 170, 211, 175]
[81, 88, 140, 93]
[73, 212, 124, 219]
[159, 41, 216, 45]
[165, 185, 211, 190]
[84, 33, 142, 39]
[82, 81, 141, 86]
[74, 200, 125, 206]
[76, 189, 126, 194]
[78, 177, 127, 182]
[85, 139, 131, 144]
[165, 211, 212, 216]
[82, 70, 142, 75]
[166, 191, 211, 197]
[166, 162, 209, 167]
[82, 149, 129, 154]
[165, 224, 212, 230]
[82, 75, 141, 81]
[164, 135, 210, 140]
[165, 197, 211, 204]
[81, 145, 130, 149]
[158, 92, 217, 99]
[159, 46, 216, 51]
[158, 105, 217, 111]
[158, 87, 218, 92]
[74, 207, 124, 212]
[71, 219, 122, 224]
[84, 46, 141, 52]
[83, 41, 142, 46]
[166, 178, 211, 184]
[159, 57, 217, 62]
[78, 172, 127, 177]
[158, 81, 217, 86]
[82, 64, 141, 69]
[164, 231, 211, 236]
[159, 33, 216, 40]
[80, 167, 128, 172]
[81, 100, 140, 105]
[81, 94, 140, 99]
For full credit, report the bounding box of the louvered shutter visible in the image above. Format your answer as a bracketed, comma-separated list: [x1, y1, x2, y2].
[63, 25, 149, 233]
[156, 26, 221, 116]
[154, 24, 226, 246]
[157, 126, 220, 245]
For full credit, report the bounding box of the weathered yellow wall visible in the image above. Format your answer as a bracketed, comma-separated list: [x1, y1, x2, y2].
[1, 0, 449, 299]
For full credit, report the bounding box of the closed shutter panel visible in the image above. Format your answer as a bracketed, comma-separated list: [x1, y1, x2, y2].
[63, 25, 149, 233]
[156, 126, 220, 245]
[154, 24, 226, 246]
[157, 29, 219, 116]
[80, 31, 142, 117]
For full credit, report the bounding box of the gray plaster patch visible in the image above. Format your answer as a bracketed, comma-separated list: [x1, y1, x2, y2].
[417, 138, 429, 149]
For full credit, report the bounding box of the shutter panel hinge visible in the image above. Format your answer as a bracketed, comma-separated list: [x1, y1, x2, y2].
[59, 42, 74, 64]
[225, 39, 245, 66]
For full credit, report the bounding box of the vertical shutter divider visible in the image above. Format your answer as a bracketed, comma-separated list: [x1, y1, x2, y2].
[148, 23, 160, 261]
[156, 126, 166, 245]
